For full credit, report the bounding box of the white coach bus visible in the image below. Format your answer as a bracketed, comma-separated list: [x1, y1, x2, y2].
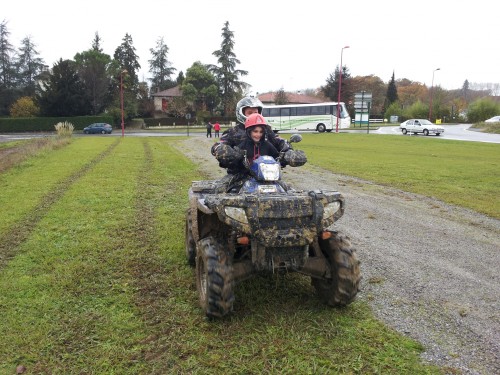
[261, 102, 351, 133]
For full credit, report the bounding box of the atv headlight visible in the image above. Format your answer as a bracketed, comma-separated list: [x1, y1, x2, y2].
[224, 207, 248, 224]
[258, 162, 280, 181]
[323, 201, 341, 220]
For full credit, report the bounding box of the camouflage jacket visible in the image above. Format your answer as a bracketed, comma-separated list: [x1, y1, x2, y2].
[212, 123, 290, 173]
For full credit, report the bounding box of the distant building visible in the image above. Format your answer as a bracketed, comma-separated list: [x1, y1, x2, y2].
[257, 92, 325, 105]
[151, 86, 183, 112]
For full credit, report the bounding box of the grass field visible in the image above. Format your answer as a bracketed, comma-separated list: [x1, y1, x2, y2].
[0, 136, 450, 374]
[295, 133, 500, 219]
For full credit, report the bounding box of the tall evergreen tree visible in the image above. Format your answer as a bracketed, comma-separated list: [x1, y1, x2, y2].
[74, 48, 113, 115]
[148, 37, 176, 92]
[91, 32, 103, 52]
[38, 59, 89, 116]
[0, 20, 16, 88]
[209, 21, 248, 115]
[16, 36, 46, 97]
[113, 33, 141, 119]
[462, 79, 469, 103]
[321, 65, 351, 102]
[386, 71, 398, 105]
[176, 71, 185, 85]
[113, 33, 141, 88]
[0, 19, 18, 115]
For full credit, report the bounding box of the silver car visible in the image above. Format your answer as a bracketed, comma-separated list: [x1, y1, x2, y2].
[484, 116, 500, 123]
[399, 119, 444, 136]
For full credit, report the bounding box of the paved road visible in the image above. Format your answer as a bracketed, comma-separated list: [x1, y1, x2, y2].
[1, 124, 500, 144]
[374, 123, 500, 144]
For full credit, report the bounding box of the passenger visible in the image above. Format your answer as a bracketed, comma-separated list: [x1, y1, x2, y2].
[236, 113, 279, 171]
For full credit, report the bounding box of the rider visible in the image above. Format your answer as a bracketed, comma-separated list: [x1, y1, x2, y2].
[211, 96, 291, 174]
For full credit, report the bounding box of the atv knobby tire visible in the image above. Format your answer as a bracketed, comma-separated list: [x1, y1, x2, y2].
[185, 210, 196, 267]
[196, 236, 235, 318]
[312, 232, 361, 306]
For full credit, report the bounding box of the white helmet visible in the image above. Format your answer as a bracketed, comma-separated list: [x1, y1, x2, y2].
[236, 97, 263, 125]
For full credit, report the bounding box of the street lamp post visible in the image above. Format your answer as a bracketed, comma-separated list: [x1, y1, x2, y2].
[428, 67, 440, 121]
[336, 46, 350, 133]
[120, 69, 128, 137]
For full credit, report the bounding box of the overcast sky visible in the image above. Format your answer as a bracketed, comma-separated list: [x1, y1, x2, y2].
[3, 0, 498, 95]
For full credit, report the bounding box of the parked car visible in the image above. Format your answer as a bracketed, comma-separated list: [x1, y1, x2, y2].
[484, 116, 500, 123]
[83, 123, 113, 134]
[399, 119, 444, 136]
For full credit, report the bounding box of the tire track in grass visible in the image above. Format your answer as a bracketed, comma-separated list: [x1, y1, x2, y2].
[124, 139, 168, 321]
[0, 139, 120, 270]
[114, 139, 170, 363]
[119, 138, 199, 367]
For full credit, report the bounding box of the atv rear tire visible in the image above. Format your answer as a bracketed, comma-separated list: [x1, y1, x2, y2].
[185, 210, 196, 267]
[312, 232, 360, 306]
[196, 236, 235, 318]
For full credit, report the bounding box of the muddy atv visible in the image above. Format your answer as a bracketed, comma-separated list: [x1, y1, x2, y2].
[185, 150, 360, 319]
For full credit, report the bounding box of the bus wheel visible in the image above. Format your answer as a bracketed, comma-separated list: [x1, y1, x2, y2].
[317, 124, 326, 133]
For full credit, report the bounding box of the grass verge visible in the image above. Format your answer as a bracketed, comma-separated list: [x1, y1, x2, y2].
[469, 122, 500, 134]
[0, 137, 73, 174]
[295, 133, 500, 218]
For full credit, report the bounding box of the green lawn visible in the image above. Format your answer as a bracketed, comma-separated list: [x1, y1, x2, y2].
[0, 136, 444, 374]
[294, 133, 500, 219]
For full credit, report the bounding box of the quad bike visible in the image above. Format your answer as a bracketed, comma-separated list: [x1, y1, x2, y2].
[185, 135, 361, 318]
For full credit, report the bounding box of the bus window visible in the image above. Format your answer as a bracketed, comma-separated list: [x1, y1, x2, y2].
[296, 106, 310, 115]
[262, 108, 270, 117]
[281, 108, 291, 116]
[269, 108, 280, 117]
[311, 106, 327, 115]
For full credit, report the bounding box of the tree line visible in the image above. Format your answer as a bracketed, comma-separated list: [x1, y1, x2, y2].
[317, 68, 500, 122]
[0, 20, 248, 124]
[1, 19, 499, 125]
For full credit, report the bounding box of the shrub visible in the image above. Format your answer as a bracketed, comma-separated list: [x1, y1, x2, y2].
[467, 98, 500, 122]
[10, 97, 39, 117]
[54, 121, 74, 137]
[403, 100, 428, 119]
[384, 101, 403, 120]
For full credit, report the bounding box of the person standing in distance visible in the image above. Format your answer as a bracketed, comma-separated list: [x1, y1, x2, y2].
[213, 121, 221, 138]
[206, 121, 213, 138]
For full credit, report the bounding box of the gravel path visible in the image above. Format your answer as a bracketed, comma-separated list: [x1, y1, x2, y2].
[175, 136, 500, 375]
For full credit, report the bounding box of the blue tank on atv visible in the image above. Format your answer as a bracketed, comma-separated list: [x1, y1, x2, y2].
[241, 155, 285, 194]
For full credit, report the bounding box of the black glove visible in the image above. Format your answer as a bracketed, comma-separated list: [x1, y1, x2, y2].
[211, 142, 220, 156]
[284, 149, 307, 167]
[214, 144, 244, 165]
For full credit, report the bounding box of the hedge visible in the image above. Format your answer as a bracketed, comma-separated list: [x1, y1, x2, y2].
[0, 116, 114, 133]
[143, 116, 236, 127]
